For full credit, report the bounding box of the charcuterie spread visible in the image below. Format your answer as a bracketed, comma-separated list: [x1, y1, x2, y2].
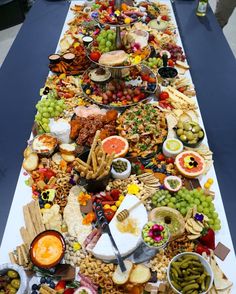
[0, 0, 235, 294]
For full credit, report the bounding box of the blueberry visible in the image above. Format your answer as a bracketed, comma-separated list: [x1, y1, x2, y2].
[31, 291, 38, 294]
[49, 281, 55, 289]
[38, 198, 44, 205]
[32, 284, 39, 290]
[45, 277, 52, 284]
[40, 277, 46, 284]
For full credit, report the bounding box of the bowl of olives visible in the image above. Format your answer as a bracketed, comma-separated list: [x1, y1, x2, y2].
[0, 263, 28, 293]
[175, 120, 205, 148]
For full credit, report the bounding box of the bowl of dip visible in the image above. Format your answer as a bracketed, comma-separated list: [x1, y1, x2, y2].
[32, 133, 58, 156]
[29, 230, 66, 269]
[162, 138, 183, 158]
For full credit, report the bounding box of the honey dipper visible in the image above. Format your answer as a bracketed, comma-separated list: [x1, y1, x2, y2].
[116, 194, 150, 222]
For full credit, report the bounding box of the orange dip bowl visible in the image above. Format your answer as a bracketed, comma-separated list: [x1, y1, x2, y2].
[29, 230, 66, 268]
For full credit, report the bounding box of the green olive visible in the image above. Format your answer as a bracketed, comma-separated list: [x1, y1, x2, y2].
[177, 129, 184, 136]
[11, 279, 20, 289]
[180, 134, 187, 142]
[192, 126, 200, 133]
[7, 270, 18, 279]
[177, 122, 184, 129]
[183, 123, 192, 131]
[189, 139, 198, 144]
[198, 131, 204, 138]
[186, 131, 194, 141]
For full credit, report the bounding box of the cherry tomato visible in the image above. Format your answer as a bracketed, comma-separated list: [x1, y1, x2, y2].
[161, 15, 169, 21]
[159, 91, 169, 100]
[104, 209, 115, 222]
[148, 77, 156, 83]
[90, 51, 101, 62]
[178, 86, 186, 93]
[168, 59, 174, 67]
[166, 157, 174, 164]
[141, 74, 149, 81]
[157, 153, 165, 161]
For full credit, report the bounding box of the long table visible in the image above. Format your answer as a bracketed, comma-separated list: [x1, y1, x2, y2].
[0, 0, 236, 270]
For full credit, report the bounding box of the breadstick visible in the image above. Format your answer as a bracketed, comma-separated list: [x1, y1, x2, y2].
[75, 158, 91, 169]
[106, 153, 115, 167]
[91, 151, 97, 173]
[97, 169, 109, 180]
[80, 171, 85, 178]
[87, 130, 100, 165]
[86, 171, 93, 180]
[95, 152, 106, 177]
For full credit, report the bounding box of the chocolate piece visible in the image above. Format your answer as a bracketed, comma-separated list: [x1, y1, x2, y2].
[158, 283, 167, 293]
[183, 178, 201, 190]
[80, 198, 93, 214]
[144, 283, 154, 292]
[214, 242, 230, 261]
[54, 264, 76, 280]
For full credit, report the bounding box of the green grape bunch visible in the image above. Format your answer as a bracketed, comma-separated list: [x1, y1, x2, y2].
[96, 29, 116, 53]
[143, 57, 163, 69]
[151, 188, 221, 231]
[34, 89, 66, 133]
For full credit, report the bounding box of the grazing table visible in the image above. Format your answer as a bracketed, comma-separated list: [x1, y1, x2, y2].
[0, 0, 236, 288]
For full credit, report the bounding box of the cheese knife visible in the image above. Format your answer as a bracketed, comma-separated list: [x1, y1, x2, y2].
[93, 201, 127, 272]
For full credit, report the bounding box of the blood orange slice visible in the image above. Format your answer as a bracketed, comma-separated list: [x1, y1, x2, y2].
[102, 136, 129, 158]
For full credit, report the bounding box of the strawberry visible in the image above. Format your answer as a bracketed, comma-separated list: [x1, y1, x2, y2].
[55, 280, 66, 293]
[64, 289, 75, 294]
[199, 228, 215, 250]
[195, 243, 210, 255]
[110, 189, 120, 201]
[157, 153, 165, 161]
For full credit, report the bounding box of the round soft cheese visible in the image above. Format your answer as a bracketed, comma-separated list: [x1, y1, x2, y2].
[92, 194, 148, 261]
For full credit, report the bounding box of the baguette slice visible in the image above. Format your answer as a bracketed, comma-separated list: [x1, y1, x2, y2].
[61, 153, 76, 163]
[129, 264, 151, 284]
[22, 153, 39, 172]
[176, 60, 190, 69]
[59, 143, 76, 155]
[23, 146, 33, 158]
[112, 260, 133, 285]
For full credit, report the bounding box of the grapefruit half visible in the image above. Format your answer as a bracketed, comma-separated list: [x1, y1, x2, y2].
[175, 151, 206, 178]
[102, 136, 129, 158]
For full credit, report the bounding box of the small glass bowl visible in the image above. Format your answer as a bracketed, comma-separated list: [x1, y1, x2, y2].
[141, 222, 170, 250]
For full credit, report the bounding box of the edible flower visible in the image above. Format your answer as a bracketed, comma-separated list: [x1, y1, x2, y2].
[73, 242, 81, 251]
[127, 183, 140, 195]
[78, 192, 91, 206]
[132, 42, 141, 52]
[148, 224, 164, 242]
[114, 10, 121, 16]
[91, 11, 99, 18]
[83, 212, 96, 225]
[133, 55, 142, 64]
[194, 213, 204, 222]
[184, 156, 198, 169]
